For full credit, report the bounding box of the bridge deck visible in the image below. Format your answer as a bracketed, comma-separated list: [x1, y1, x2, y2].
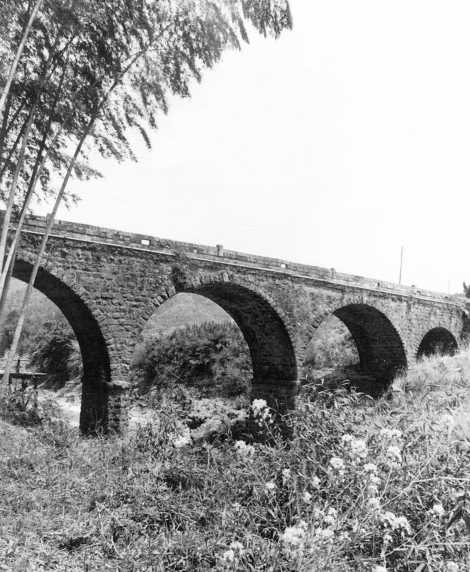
[13, 213, 466, 308]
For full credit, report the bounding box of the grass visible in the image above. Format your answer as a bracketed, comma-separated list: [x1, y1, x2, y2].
[2, 351, 470, 570]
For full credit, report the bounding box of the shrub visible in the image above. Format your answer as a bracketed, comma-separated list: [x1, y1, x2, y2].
[132, 321, 252, 398]
[30, 321, 82, 388]
[304, 315, 358, 370]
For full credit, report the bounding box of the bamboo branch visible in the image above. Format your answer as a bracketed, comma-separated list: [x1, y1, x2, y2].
[0, 0, 43, 121]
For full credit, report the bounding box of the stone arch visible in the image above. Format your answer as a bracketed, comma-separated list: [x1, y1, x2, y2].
[417, 327, 458, 358]
[328, 303, 407, 394]
[12, 258, 112, 434]
[167, 270, 299, 413]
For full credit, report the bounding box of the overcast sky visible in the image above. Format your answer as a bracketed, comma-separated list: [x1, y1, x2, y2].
[56, 1, 470, 294]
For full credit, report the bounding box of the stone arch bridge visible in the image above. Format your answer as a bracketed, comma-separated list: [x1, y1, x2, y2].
[8, 214, 468, 433]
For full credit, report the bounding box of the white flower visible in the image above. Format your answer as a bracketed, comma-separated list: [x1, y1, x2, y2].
[367, 484, 379, 497]
[314, 527, 334, 541]
[302, 491, 312, 504]
[251, 399, 272, 423]
[251, 398, 268, 414]
[431, 503, 445, 517]
[281, 520, 308, 548]
[229, 541, 244, 553]
[234, 440, 255, 459]
[350, 438, 368, 460]
[329, 456, 345, 475]
[381, 511, 412, 535]
[385, 445, 402, 467]
[373, 566, 387, 572]
[446, 563, 459, 572]
[311, 476, 321, 489]
[369, 474, 381, 486]
[173, 431, 191, 448]
[342, 434, 368, 461]
[324, 507, 337, 526]
[367, 498, 381, 512]
[221, 549, 235, 563]
[282, 468, 291, 485]
[232, 502, 241, 512]
[364, 463, 378, 474]
[265, 481, 277, 493]
[379, 428, 402, 441]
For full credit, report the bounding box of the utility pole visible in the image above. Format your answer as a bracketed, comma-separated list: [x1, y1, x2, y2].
[398, 246, 404, 285]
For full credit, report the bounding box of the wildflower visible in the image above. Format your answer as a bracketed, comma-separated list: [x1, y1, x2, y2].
[446, 563, 459, 572]
[381, 511, 412, 535]
[282, 468, 291, 485]
[369, 474, 381, 486]
[173, 432, 191, 448]
[367, 498, 381, 512]
[367, 483, 379, 497]
[234, 440, 255, 459]
[314, 527, 334, 542]
[229, 541, 244, 553]
[364, 463, 378, 474]
[265, 481, 277, 493]
[251, 399, 272, 424]
[302, 491, 312, 504]
[341, 434, 368, 461]
[324, 507, 337, 526]
[281, 520, 308, 548]
[366, 470, 381, 496]
[373, 567, 387, 572]
[232, 502, 241, 512]
[350, 438, 368, 460]
[311, 475, 320, 489]
[221, 549, 235, 563]
[379, 428, 402, 441]
[329, 456, 345, 476]
[431, 503, 445, 518]
[385, 445, 402, 467]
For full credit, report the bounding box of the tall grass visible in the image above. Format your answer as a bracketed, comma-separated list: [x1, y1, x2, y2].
[2, 350, 470, 570]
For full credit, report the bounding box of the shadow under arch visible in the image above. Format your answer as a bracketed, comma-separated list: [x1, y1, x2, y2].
[417, 327, 458, 359]
[12, 259, 111, 434]
[178, 281, 298, 413]
[332, 303, 407, 394]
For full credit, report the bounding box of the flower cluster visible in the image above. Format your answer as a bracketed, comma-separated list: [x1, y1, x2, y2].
[172, 428, 192, 448]
[341, 433, 368, 463]
[363, 463, 381, 497]
[220, 541, 244, 564]
[251, 398, 272, 425]
[329, 456, 345, 477]
[280, 520, 308, 550]
[234, 440, 255, 459]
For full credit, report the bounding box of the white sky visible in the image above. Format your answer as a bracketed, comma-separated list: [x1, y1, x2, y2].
[57, 1, 470, 294]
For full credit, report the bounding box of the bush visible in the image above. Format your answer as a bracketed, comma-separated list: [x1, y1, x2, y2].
[30, 321, 82, 388]
[304, 315, 358, 370]
[132, 321, 252, 398]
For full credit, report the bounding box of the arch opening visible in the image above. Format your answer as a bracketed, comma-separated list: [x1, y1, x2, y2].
[132, 282, 297, 440]
[11, 259, 111, 434]
[417, 327, 458, 359]
[185, 283, 298, 412]
[136, 292, 253, 401]
[305, 304, 407, 396]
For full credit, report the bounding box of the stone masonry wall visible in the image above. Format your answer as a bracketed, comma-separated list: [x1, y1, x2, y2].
[9, 213, 467, 434]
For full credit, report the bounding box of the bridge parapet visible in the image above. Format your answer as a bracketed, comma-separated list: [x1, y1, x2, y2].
[9, 211, 464, 310]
